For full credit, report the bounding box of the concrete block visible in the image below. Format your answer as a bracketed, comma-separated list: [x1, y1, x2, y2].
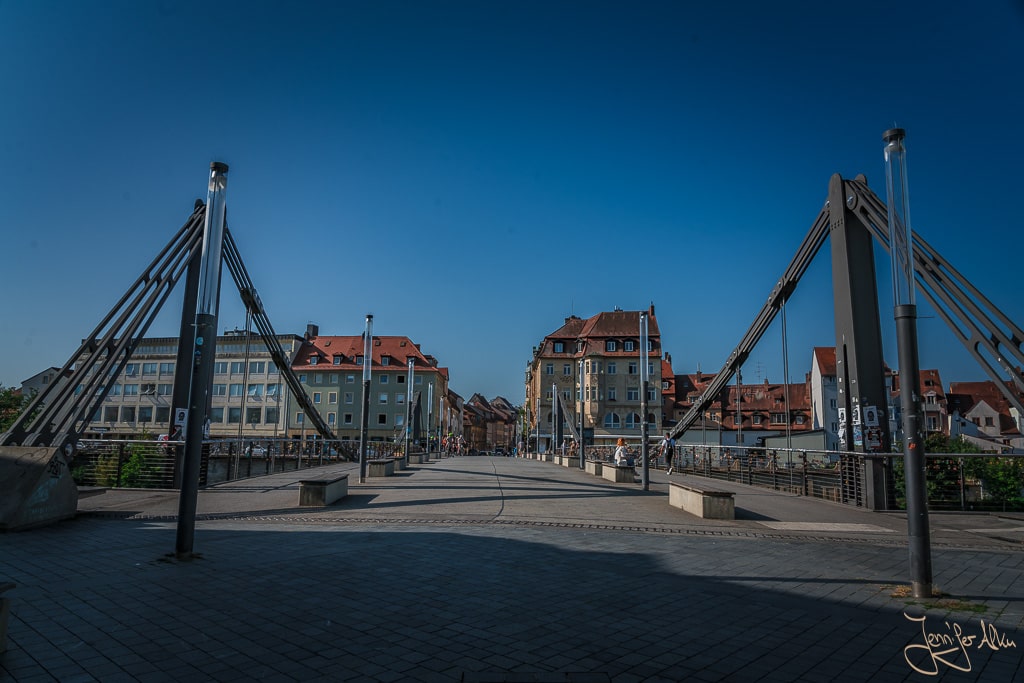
[299, 474, 349, 506]
[669, 481, 735, 519]
[0, 446, 79, 531]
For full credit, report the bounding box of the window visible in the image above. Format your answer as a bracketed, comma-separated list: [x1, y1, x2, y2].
[624, 341, 635, 352]
[346, 375, 355, 384]
[266, 384, 279, 398]
[415, 376, 422, 385]
[159, 362, 175, 374]
[141, 383, 157, 395]
[397, 375, 405, 384]
[607, 387, 617, 401]
[125, 363, 139, 376]
[333, 356, 342, 365]
[269, 362, 280, 374]
[231, 361, 245, 374]
[329, 374, 339, 385]
[356, 356, 364, 365]
[228, 407, 241, 424]
[328, 392, 337, 404]
[328, 412, 336, 426]
[299, 374, 307, 384]
[249, 361, 266, 374]
[829, 398, 837, 409]
[123, 384, 139, 396]
[377, 414, 387, 425]
[627, 387, 639, 401]
[606, 340, 616, 352]
[927, 416, 938, 430]
[103, 406, 118, 422]
[647, 388, 656, 401]
[554, 342, 564, 353]
[296, 412, 304, 425]
[142, 363, 157, 375]
[214, 362, 228, 374]
[343, 413, 353, 425]
[562, 389, 571, 401]
[314, 373, 323, 385]
[155, 406, 170, 423]
[648, 363, 655, 377]
[795, 414, 805, 425]
[925, 394, 936, 405]
[563, 364, 572, 376]
[625, 413, 640, 429]
[379, 393, 388, 404]
[646, 340, 653, 351]
[607, 362, 616, 375]
[396, 414, 405, 426]
[753, 414, 762, 425]
[213, 384, 227, 396]
[771, 413, 787, 425]
[985, 416, 995, 427]
[628, 362, 638, 375]
[211, 407, 224, 423]
[397, 393, 405, 405]
[545, 363, 554, 375]
[344, 392, 353, 404]
[309, 356, 319, 366]
[246, 407, 261, 424]
[158, 384, 172, 396]
[265, 407, 279, 424]
[121, 407, 136, 422]
[247, 384, 263, 398]
[380, 375, 389, 384]
[229, 384, 244, 397]
[382, 356, 390, 366]
[138, 407, 155, 423]
[604, 413, 621, 429]
[313, 392, 321, 404]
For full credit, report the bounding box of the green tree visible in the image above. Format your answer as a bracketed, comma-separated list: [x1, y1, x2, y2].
[0, 385, 35, 432]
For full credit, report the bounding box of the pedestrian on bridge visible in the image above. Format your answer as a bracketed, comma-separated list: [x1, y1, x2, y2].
[661, 432, 676, 475]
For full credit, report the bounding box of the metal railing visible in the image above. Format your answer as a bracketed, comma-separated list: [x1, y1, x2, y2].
[71, 437, 404, 489]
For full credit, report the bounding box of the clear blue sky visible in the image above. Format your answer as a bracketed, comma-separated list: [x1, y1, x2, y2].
[2, 1, 1022, 403]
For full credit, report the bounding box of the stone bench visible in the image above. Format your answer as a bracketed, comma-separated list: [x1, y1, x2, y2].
[1, 582, 14, 654]
[560, 456, 580, 468]
[669, 480, 735, 520]
[367, 458, 395, 477]
[299, 474, 349, 506]
[585, 459, 603, 476]
[602, 464, 636, 483]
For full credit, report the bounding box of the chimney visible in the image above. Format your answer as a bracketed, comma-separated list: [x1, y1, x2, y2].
[649, 302, 655, 316]
[305, 323, 319, 340]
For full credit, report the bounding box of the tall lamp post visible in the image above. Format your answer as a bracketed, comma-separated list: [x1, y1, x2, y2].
[578, 358, 586, 470]
[405, 356, 415, 460]
[640, 311, 650, 490]
[358, 314, 373, 483]
[884, 127, 932, 598]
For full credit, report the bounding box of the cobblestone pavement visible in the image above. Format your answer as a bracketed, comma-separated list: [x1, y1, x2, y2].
[2, 455, 1023, 681]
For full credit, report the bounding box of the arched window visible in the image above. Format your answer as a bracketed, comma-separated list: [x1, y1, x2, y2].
[604, 413, 620, 429]
[625, 413, 641, 429]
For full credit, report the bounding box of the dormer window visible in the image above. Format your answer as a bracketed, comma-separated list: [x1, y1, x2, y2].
[356, 356, 364, 365]
[606, 340, 617, 352]
[310, 356, 318, 365]
[382, 356, 390, 366]
[624, 340, 635, 352]
[333, 355, 342, 365]
[554, 342, 564, 353]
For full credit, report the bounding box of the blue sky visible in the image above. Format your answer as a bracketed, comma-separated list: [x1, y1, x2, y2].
[2, 1, 1022, 403]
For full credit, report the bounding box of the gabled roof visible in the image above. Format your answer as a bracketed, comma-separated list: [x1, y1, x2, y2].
[293, 335, 443, 374]
[812, 347, 836, 377]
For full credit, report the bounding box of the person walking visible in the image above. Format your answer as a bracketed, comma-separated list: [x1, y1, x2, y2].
[662, 432, 676, 475]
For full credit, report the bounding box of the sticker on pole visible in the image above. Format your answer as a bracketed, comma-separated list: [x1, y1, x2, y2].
[174, 408, 188, 427]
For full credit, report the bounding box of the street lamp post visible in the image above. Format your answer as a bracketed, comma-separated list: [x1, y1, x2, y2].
[358, 314, 373, 483]
[405, 356, 414, 460]
[578, 358, 586, 469]
[884, 127, 933, 598]
[640, 311, 650, 490]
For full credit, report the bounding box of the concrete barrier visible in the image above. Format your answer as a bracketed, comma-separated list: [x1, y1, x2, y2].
[560, 456, 580, 468]
[585, 459, 604, 476]
[0, 446, 79, 531]
[669, 480, 735, 519]
[367, 459, 395, 477]
[299, 474, 349, 506]
[602, 465, 635, 483]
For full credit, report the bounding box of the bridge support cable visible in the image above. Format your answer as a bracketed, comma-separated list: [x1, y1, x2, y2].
[556, 392, 580, 442]
[1, 204, 207, 453]
[220, 229, 337, 442]
[846, 178, 1024, 416]
[667, 206, 832, 442]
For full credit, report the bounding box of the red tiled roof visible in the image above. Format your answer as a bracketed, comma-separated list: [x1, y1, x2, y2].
[293, 335, 442, 372]
[813, 347, 836, 376]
